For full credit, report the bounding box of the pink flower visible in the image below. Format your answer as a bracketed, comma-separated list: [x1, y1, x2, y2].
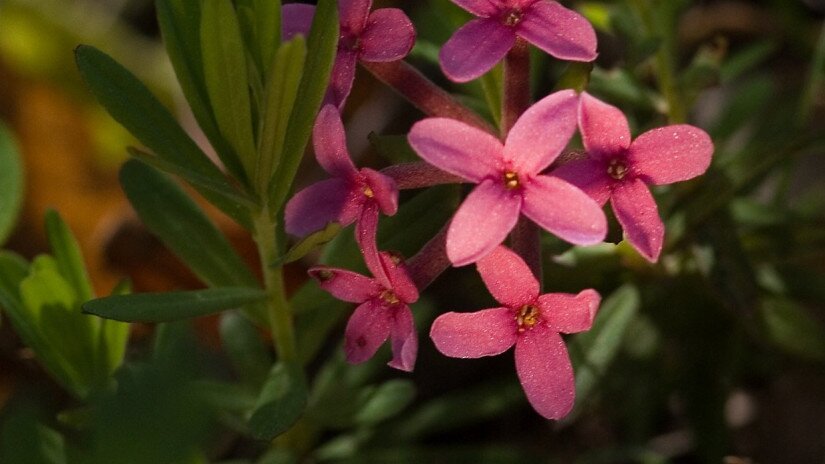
[285, 105, 398, 267]
[439, 0, 597, 82]
[430, 245, 599, 419]
[283, 0, 416, 108]
[309, 250, 419, 371]
[408, 90, 607, 266]
[551, 92, 714, 262]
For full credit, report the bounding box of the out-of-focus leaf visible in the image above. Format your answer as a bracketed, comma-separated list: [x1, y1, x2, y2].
[760, 298, 825, 362]
[248, 362, 308, 440]
[720, 40, 777, 83]
[579, 2, 613, 33]
[275, 222, 341, 266]
[588, 67, 657, 112]
[201, 0, 257, 176]
[568, 284, 640, 413]
[554, 62, 594, 92]
[74, 45, 250, 225]
[257, 36, 306, 194]
[336, 446, 530, 464]
[269, 0, 339, 210]
[479, 63, 503, 126]
[355, 380, 416, 426]
[156, 0, 246, 181]
[44, 210, 94, 302]
[709, 75, 773, 141]
[219, 312, 272, 386]
[0, 411, 66, 464]
[83, 287, 267, 323]
[0, 123, 24, 245]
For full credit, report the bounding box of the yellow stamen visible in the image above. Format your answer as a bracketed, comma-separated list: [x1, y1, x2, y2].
[516, 304, 540, 332]
[503, 171, 520, 190]
[363, 185, 375, 198]
[380, 290, 400, 305]
[607, 159, 628, 180]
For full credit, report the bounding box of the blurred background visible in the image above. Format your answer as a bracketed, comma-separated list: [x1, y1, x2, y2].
[1, 0, 825, 463]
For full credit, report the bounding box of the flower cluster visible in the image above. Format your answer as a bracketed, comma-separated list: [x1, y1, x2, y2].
[284, 0, 713, 419]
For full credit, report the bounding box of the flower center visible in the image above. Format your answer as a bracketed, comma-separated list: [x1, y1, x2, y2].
[362, 185, 375, 198]
[315, 269, 334, 282]
[516, 304, 540, 332]
[503, 9, 523, 26]
[339, 31, 360, 51]
[380, 290, 400, 305]
[607, 159, 629, 180]
[503, 171, 520, 190]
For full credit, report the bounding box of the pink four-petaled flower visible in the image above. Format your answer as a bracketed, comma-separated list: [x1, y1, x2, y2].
[430, 245, 600, 419]
[309, 250, 419, 371]
[408, 90, 607, 266]
[440, 0, 597, 82]
[283, 0, 416, 108]
[285, 105, 398, 265]
[551, 92, 714, 262]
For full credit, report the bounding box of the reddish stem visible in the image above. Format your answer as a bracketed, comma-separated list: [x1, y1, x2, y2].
[382, 162, 465, 190]
[361, 60, 495, 134]
[405, 222, 451, 290]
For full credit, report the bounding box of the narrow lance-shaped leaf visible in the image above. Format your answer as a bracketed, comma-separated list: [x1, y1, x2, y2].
[155, 0, 246, 181]
[760, 298, 825, 362]
[275, 222, 341, 266]
[201, 0, 257, 177]
[44, 210, 94, 303]
[74, 45, 250, 226]
[99, 281, 130, 376]
[256, 35, 306, 195]
[254, 0, 281, 76]
[118, 160, 269, 321]
[220, 312, 273, 386]
[269, 0, 339, 211]
[0, 123, 23, 246]
[83, 287, 268, 323]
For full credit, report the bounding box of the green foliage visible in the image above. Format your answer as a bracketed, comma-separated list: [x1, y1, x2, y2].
[248, 362, 308, 440]
[0, 123, 24, 245]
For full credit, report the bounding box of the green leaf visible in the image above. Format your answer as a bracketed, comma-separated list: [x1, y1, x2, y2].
[127, 146, 259, 212]
[119, 159, 258, 290]
[0, 123, 24, 245]
[219, 312, 273, 386]
[275, 222, 341, 266]
[760, 298, 825, 362]
[83, 287, 267, 322]
[74, 45, 250, 225]
[248, 362, 308, 440]
[555, 62, 594, 92]
[355, 380, 416, 426]
[44, 210, 94, 302]
[99, 282, 130, 376]
[568, 284, 640, 413]
[478, 64, 502, 127]
[256, 36, 306, 195]
[269, 0, 339, 211]
[155, 0, 246, 181]
[201, 0, 257, 177]
[237, 0, 282, 79]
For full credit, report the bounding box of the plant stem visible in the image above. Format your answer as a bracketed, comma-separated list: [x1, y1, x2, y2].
[406, 222, 451, 290]
[382, 162, 465, 189]
[361, 60, 495, 133]
[252, 205, 297, 362]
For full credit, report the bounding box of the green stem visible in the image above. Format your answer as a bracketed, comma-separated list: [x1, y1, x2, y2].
[252, 205, 297, 362]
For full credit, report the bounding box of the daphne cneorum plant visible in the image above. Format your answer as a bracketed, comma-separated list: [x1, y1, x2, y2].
[33, 0, 825, 461]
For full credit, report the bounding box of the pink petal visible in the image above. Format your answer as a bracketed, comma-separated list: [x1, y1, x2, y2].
[430, 307, 517, 358]
[313, 105, 357, 178]
[379, 252, 419, 304]
[330, 49, 358, 109]
[476, 245, 539, 308]
[515, 325, 575, 419]
[344, 300, 392, 364]
[282, 3, 315, 40]
[627, 125, 714, 185]
[450, 0, 505, 17]
[361, 168, 399, 216]
[408, 118, 503, 182]
[339, 0, 372, 35]
[517, 1, 597, 62]
[356, 203, 388, 287]
[537, 289, 600, 334]
[503, 90, 578, 174]
[387, 305, 417, 371]
[308, 266, 381, 303]
[611, 178, 664, 262]
[578, 92, 631, 160]
[521, 175, 607, 245]
[439, 18, 516, 83]
[549, 158, 613, 206]
[284, 178, 360, 236]
[359, 9, 416, 62]
[447, 179, 522, 266]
